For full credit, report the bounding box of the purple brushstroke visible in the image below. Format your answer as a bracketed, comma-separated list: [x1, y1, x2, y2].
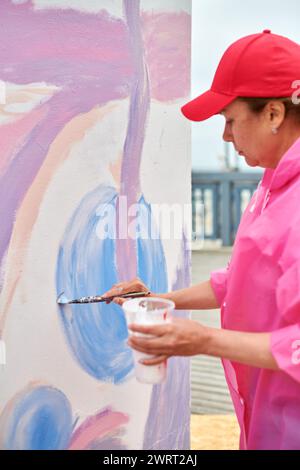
[120, 0, 150, 199]
[143, 232, 191, 450]
[116, 1, 190, 449]
[0, 0, 133, 281]
[115, 0, 151, 281]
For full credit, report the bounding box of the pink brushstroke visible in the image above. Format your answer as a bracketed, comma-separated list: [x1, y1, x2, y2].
[0, 1, 190, 281]
[0, 1, 132, 83]
[142, 11, 191, 101]
[68, 408, 129, 450]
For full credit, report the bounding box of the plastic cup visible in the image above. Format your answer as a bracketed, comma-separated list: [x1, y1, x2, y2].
[122, 297, 175, 384]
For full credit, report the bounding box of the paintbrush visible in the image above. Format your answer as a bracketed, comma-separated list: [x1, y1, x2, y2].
[56, 290, 151, 305]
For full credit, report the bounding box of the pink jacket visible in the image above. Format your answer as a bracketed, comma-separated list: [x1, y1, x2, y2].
[210, 136, 300, 450]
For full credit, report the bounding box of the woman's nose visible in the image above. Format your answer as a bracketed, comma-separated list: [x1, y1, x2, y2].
[222, 124, 233, 143]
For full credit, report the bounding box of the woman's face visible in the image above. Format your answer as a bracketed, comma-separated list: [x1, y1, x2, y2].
[221, 100, 282, 168]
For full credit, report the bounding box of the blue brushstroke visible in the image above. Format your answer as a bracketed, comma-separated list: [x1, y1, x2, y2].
[56, 185, 167, 384]
[1, 386, 73, 450]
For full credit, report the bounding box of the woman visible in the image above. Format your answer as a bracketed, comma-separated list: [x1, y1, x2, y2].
[103, 30, 300, 450]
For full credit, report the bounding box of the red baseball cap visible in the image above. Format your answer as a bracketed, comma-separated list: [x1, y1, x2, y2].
[182, 29, 300, 121]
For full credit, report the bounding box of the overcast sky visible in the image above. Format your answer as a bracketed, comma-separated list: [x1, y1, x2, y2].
[192, 0, 300, 171]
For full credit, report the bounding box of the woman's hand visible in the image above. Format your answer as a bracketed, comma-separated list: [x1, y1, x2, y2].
[102, 277, 150, 306]
[129, 320, 279, 370]
[127, 317, 209, 365]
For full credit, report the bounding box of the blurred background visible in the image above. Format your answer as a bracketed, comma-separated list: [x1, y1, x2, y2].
[192, 0, 300, 172]
[190, 0, 300, 449]
[191, 0, 300, 248]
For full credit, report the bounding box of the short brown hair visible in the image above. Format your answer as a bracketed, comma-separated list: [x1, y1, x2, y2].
[238, 97, 300, 123]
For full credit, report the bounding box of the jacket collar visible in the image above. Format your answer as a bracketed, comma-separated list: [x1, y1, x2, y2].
[267, 136, 300, 191]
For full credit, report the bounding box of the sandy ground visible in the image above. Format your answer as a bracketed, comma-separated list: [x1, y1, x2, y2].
[190, 414, 240, 450]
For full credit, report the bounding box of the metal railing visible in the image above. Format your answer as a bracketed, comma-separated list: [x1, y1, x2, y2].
[192, 171, 262, 246]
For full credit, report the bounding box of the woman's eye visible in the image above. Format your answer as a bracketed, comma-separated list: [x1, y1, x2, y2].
[226, 119, 233, 125]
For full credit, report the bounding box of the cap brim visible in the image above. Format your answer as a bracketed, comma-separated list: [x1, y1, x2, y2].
[181, 90, 236, 122]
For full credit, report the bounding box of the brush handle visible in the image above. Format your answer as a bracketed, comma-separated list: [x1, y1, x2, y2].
[113, 291, 151, 300]
[69, 291, 151, 304]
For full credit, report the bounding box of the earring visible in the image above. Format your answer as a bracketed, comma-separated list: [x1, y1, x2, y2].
[271, 127, 278, 135]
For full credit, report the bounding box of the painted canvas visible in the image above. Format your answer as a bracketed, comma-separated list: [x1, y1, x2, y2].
[0, 0, 191, 450]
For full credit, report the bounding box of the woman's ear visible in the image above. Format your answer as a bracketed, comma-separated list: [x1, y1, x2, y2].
[265, 100, 285, 128]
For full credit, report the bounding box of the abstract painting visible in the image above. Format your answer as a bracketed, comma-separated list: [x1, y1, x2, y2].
[0, 0, 191, 450]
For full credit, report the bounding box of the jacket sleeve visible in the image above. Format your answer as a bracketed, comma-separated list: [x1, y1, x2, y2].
[271, 260, 300, 383]
[210, 267, 228, 307]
